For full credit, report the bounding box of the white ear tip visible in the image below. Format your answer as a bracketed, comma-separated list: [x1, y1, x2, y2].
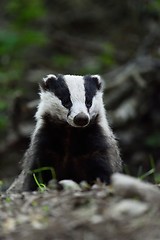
[92, 75, 101, 81]
[43, 74, 57, 82]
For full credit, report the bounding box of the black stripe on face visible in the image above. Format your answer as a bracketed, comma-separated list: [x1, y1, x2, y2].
[84, 75, 100, 109]
[41, 74, 72, 109]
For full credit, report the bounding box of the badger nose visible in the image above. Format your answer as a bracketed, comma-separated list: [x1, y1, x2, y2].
[73, 112, 89, 127]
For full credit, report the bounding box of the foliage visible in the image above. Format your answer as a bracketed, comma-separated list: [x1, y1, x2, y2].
[98, 43, 117, 69]
[125, 157, 160, 184]
[147, 0, 160, 13]
[52, 54, 75, 70]
[145, 133, 160, 148]
[0, 0, 47, 133]
[32, 167, 56, 191]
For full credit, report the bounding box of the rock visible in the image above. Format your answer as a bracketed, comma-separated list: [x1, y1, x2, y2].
[108, 199, 149, 220]
[111, 173, 160, 205]
[59, 180, 81, 191]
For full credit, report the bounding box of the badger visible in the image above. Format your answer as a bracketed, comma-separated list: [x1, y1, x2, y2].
[8, 74, 122, 192]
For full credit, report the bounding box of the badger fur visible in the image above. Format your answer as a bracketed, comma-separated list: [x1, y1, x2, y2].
[8, 74, 122, 192]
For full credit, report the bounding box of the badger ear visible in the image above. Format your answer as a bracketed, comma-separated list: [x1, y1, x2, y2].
[40, 74, 57, 91]
[91, 75, 103, 91]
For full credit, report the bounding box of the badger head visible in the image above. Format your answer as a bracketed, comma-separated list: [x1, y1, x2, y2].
[37, 74, 104, 128]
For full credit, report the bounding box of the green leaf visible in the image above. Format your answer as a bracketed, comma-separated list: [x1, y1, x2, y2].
[32, 167, 56, 191]
[146, 133, 160, 147]
[6, 0, 46, 25]
[52, 54, 74, 69]
[99, 42, 116, 67]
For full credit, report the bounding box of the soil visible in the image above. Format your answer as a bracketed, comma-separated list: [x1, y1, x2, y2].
[1, 174, 160, 240]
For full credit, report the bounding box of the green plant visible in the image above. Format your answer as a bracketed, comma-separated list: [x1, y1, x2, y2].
[147, 0, 160, 14]
[32, 167, 56, 192]
[0, 180, 4, 191]
[98, 42, 116, 69]
[145, 133, 160, 148]
[52, 54, 74, 70]
[33, 173, 46, 192]
[124, 157, 160, 184]
[5, 197, 11, 203]
[138, 157, 160, 184]
[0, 0, 48, 135]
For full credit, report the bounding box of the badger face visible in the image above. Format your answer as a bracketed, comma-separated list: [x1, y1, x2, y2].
[38, 74, 103, 127]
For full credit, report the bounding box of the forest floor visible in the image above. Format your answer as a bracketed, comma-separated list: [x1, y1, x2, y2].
[1, 173, 160, 240]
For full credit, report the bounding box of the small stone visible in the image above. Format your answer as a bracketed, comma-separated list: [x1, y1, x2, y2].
[47, 179, 58, 190]
[109, 199, 149, 220]
[80, 181, 91, 190]
[59, 180, 81, 191]
[90, 215, 103, 224]
[2, 218, 16, 233]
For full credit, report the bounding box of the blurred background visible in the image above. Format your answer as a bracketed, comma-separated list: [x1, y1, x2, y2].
[0, 0, 160, 188]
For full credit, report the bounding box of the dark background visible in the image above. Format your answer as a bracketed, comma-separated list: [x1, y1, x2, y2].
[0, 0, 160, 187]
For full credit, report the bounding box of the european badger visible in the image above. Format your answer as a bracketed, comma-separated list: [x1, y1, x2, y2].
[9, 74, 122, 191]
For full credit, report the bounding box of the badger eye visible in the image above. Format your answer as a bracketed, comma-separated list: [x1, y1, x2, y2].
[86, 99, 92, 109]
[62, 99, 72, 109]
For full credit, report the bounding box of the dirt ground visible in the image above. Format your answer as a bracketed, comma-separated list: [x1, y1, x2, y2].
[1, 174, 160, 240]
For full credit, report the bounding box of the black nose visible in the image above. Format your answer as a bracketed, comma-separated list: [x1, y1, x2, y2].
[73, 113, 89, 127]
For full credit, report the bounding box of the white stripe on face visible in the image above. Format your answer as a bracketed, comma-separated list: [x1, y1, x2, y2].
[64, 75, 89, 126]
[64, 75, 86, 104]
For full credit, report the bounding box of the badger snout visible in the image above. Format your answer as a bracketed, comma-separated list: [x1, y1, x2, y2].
[73, 112, 89, 127]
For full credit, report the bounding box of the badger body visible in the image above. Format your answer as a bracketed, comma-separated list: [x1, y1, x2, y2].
[9, 74, 122, 192]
